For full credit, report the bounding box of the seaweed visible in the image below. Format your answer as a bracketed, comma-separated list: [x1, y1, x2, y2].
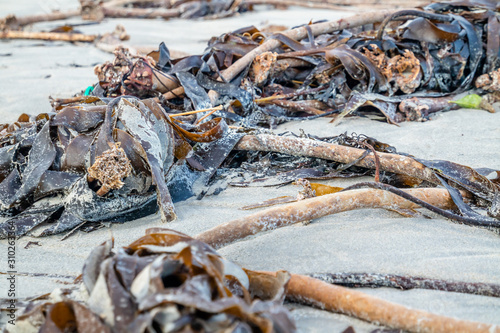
[16, 229, 296, 332]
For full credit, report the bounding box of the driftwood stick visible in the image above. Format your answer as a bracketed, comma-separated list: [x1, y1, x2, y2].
[196, 188, 456, 249]
[309, 272, 500, 298]
[277, 272, 500, 333]
[245, 0, 365, 11]
[248, 0, 429, 5]
[235, 134, 439, 184]
[102, 6, 181, 19]
[245, 0, 418, 10]
[0, 10, 81, 28]
[0, 30, 96, 42]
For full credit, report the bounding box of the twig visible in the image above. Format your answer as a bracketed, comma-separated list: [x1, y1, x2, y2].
[269, 272, 500, 333]
[102, 6, 181, 19]
[169, 105, 223, 117]
[0, 10, 80, 29]
[196, 187, 457, 249]
[235, 134, 439, 185]
[244, 0, 369, 11]
[0, 30, 96, 42]
[308, 272, 500, 298]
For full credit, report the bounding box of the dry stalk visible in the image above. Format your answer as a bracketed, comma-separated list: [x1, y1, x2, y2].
[244, 0, 403, 11]
[308, 272, 500, 298]
[260, 272, 500, 333]
[102, 6, 181, 19]
[0, 30, 96, 42]
[196, 187, 456, 249]
[0, 10, 80, 29]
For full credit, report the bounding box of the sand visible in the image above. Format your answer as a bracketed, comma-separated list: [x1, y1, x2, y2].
[1, 1, 500, 332]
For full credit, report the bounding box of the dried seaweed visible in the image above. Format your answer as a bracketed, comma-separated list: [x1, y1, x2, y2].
[17, 229, 296, 332]
[0, 97, 238, 238]
[77, 1, 500, 128]
[2, 1, 500, 239]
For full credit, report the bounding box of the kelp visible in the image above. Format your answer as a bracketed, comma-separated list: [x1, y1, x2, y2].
[16, 229, 296, 332]
[0, 97, 237, 238]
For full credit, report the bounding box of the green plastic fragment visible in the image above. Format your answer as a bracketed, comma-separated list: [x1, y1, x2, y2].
[84, 85, 94, 96]
[450, 94, 482, 109]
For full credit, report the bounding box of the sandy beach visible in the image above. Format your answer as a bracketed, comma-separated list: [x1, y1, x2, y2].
[1, 1, 500, 332]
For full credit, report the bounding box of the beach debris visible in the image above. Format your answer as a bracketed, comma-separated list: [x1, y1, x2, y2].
[78, 0, 500, 127]
[195, 186, 484, 250]
[0, 96, 236, 238]
[281, 272, 500, 333]
[0, 0, 251, 32]
[2, 0, 500, 239]
[87, 142, 133, 196]
[16, 229, 296, 332]
[0, 30, 98, 42]
[308, 272, 500, 298]
[15, 229, 500, 333]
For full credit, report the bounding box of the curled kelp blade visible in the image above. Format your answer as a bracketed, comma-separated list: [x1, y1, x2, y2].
[116, 98, 176, 222]
[17, 299, 110, 333]
[418, 159, 500, 203]
[1, 121, 56, 210]
[64, 178, 157, 222]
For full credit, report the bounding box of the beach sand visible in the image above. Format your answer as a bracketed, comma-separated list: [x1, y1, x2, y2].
[1, 1, 500, 331]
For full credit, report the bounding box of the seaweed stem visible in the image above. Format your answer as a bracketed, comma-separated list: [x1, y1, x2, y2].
[308, 272, 500, 298]
[341, 182, 499, 227]
[258, 271, 500, 333]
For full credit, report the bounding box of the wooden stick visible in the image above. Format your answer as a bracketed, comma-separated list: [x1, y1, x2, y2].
[0, 30, 96, 42]
[235, 134, 438, 184]
[275, 272, 500, 333]
[0, 10, 80, 28]
[102, 6, 180, 19]
[249, 0, 429, 5]
[196, 188, 456, 249]
[169, 105, 223, 117]
[163, 86, 185, 100]
[244, 0, 405, 11]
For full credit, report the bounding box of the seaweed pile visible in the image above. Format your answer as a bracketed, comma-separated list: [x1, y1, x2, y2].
[89, 0, 500, 125]
[1, 0, 500, 239]
[15, 229, 296, 332]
